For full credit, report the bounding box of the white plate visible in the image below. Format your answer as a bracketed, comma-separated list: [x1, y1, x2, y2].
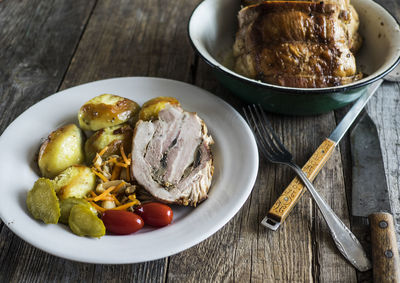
[0, 77, 258, 264]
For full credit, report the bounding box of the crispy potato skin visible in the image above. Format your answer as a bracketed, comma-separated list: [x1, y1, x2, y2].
[38, 124, 85, 178]
[78, 94, 140, 131]
[85, 123, 133, 163]
[138, 96, 180, 121]
[54, 165, 96, 200]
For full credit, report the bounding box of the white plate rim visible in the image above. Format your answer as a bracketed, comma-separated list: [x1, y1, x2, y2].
[0, 77, 259, 264]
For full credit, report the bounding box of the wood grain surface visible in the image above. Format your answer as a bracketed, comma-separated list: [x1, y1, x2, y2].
[0, 0, 399, 282]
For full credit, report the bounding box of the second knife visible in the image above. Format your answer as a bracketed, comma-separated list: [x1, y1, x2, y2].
[351, 112, 400, 282]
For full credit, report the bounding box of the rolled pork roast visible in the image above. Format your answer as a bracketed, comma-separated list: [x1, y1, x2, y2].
[234, 0, 362, 88]
[131, 105, 214, 206]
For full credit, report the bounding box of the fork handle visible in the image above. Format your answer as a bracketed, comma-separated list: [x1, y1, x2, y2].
[289, 162, 371, 272]
[262, 138, 336, 230]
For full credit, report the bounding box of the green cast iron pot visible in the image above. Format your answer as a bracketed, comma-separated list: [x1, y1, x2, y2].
[188, 0, 400, 115]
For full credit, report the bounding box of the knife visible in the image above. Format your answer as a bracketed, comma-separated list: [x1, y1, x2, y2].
[351, 112, 400, 282]
[262, 79, 383, 231]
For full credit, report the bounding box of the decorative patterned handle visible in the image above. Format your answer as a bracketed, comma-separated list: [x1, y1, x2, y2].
[289, 161, 371, 272]
[262, 138, 336, 230]
[369, 212, 400, 283]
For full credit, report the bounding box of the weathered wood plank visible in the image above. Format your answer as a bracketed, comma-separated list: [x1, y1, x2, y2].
[0, 0, 97, 281]
[60, 0, 198, 89]
[167, 216, 240, 282]
[334, 104, 374, 283]
[335, 83, 400, 283]
[368, 82, 400, 247]
[2, 0, 200, 280]
[249, 114, 316, 282]
[312, 148, 357, 282]
[164, 61, 248, 283]
[167, 61, 315, 282]
[0, 226, 95, 283]
[0, 0, 96, 134]
[1, 0, 398, 281]
[277, 113, 357, 282]
[92, 262, 166, 283]
[168, 59, 357, 282]
[336, 0, 400, 272]
[56, 0, 201, 282]
[369, 0, 400, 248]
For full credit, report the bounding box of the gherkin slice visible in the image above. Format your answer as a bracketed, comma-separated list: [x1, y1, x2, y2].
[68, 204, 105, 238]
[26, 178, 60, 224]
[59, 198, 92, 224]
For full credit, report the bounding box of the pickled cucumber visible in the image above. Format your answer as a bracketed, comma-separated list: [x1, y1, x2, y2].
[68, 204, 105, 237]
[59, 198, 93, 224]
[26, 178, 60, 224]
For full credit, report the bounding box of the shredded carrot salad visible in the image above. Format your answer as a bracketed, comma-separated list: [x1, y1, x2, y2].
[86, 145, 140, 213]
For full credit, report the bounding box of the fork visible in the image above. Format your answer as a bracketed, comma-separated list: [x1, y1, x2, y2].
[243, 105, 371, 272]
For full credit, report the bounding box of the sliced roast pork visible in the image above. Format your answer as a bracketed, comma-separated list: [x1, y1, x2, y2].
[131, 105, 214, 206]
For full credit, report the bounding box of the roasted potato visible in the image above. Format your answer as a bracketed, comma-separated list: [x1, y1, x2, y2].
[138, 96, 180, 121]
[53, 165, 96, 200]
[85, 123, 133, 163]
[38, 124, 85, 178]
[78, 94, 140, 131]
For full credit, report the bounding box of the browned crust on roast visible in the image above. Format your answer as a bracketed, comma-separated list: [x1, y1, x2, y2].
[234, 0, 362, 88]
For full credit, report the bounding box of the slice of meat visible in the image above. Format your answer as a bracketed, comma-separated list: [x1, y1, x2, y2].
[131, 105, 214, 206]
[233, 1, 362, 87]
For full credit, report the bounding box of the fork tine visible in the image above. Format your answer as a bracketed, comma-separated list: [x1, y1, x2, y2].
[243, 104, 293, 163]
[243, 106, 270, 159]
[247, 106, 280, 161]
[251, 105, 276, 150]
[243, 106, 274, 160]
[252, 105, 283, 157]
[254, 105, 291, 156]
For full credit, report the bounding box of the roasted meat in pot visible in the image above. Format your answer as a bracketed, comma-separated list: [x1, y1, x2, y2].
[233, 0, 362, 87]
[131, 105, 214, 206]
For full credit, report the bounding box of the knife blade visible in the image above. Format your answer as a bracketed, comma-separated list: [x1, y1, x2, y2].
[262, 79, 383, 231]
[350, 112, 400, 282]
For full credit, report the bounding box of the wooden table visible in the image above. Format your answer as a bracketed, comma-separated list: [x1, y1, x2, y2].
[0, 0, 399, 282]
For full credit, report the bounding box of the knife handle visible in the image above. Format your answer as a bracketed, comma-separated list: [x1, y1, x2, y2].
[369, 212, 400, 283]
[262, 138, 336, 230]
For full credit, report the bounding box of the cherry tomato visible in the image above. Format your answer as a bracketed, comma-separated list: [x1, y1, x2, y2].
[135, 202, 173, 227]
[102, 210, 144, 235]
